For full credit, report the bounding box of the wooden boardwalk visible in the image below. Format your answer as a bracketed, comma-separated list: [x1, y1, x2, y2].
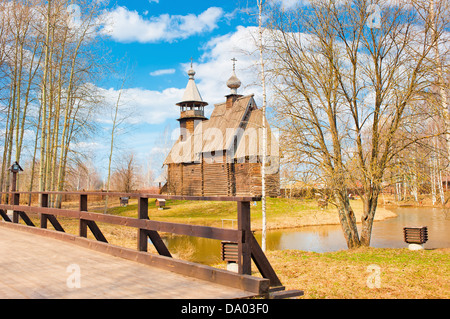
[0, 226, 257, 299]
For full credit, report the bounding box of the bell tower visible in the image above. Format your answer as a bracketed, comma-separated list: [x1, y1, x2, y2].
[176, 60, 208, 140]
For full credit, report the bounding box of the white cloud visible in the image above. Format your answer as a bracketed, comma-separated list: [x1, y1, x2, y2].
[269, 0, 309, 9]
[193, 26, 264, 109]
[150, 68, 176, 76]
[98, 86, 183, 125]
[100, 6, 224, 43]
[96, 26, 264, 126]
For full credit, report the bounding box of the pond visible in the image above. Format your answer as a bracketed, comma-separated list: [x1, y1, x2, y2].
[159, 207, 450, 265]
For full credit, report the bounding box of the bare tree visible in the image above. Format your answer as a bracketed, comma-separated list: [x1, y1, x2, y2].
[267, 0, 446, 248]
[0, 0, 107, 207]
[104, 69, 131, 212]
[428, 0, 450, 162]
[257, 0, 268, 252]
[111, 153, 140, 193]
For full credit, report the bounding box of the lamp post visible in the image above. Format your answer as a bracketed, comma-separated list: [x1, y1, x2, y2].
[7, 161, 23, 222]
[9, 161, 23, 193]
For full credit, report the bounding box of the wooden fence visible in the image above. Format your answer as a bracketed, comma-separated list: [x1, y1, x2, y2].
[0, 191, 290, 297]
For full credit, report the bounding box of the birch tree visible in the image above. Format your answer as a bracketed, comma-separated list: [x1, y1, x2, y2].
[428, 0, 450, 162]
[257, 0, 268, 252]
[0, 0, 107, 205]
[267, 0, 447, 248]
[104, 71, 129, 213]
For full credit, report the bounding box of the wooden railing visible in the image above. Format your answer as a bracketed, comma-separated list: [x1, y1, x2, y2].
[0, 191, 283, 295]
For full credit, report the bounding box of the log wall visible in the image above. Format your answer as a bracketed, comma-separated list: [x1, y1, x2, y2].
[166, 157, 280, 197]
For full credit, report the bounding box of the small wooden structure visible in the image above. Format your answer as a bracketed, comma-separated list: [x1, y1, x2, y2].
[164, 64, 280, 197]
[8, 161, 23, 194]
[403, 226, 428, 244]
[155, 198, 166, 210]
[120, 197, 129, 207]
[221, 241, 239, 263]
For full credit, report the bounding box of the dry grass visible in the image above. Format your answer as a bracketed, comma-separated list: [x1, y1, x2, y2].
[94, 197, 397, 231]
[264, 247, 450, 299]
[21, 197, 398, 253]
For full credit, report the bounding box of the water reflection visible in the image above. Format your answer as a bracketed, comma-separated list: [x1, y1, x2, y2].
[161, 207, 450, 264]
[370, 207, 450, 249]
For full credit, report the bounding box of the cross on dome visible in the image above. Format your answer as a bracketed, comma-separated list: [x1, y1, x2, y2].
[227, 57, 241, 94]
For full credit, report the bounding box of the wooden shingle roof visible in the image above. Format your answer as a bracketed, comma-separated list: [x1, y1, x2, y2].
[164, 94, 279, 164]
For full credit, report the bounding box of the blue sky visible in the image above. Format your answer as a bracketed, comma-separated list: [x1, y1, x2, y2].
[91, 0, 277, 180]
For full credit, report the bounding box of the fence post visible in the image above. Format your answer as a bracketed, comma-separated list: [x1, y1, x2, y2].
[79, 194, 88, 237]
[137, 196, 171, 257]
[40, 193, 49, 228]
[237, 200, 251, 275]
[12, 192, 20, 223]
[137, 196, 149, 252]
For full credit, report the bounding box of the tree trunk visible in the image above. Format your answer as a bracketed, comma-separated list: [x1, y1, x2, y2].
[38, 0, 52, 198]
[257, 0, 268, 252]
[360, 188, 380, 247]
[336, 190, 360, 248]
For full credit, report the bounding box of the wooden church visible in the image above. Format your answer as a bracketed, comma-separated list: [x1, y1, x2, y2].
[163, 61, 280, 197]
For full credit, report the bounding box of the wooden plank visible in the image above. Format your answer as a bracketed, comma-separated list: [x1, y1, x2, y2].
[79, 219, 88, 238]
[250, 233, 283, 287]
[83, 212, 241, 241]
[40, 193, 49, 229]
[78, 194, 107, 242]
[137, 197, 149, 252]
[237, 201, 251, 275]
[12, 193, 19, 223]
[46, 215, 65, 232]
[79, 194, 88, 238]
[79, 194, 88, 212]
[0, 209, 11, 222]
[38, 194, 65, 232]
[0, 204, 241, 242]
[39, 193, 65, 232]
[138, 197, 171, 257]
[0, 191, 262, 202]
[17, 211, 35, 227]
[86, 220, 108, 243]
[222, 241, 239, 262]
[0, 221, 269, 296]
[0, 194, 282, 294]
[147, 230, 172, 257]
[269, 289, 304, 299]
[0, 226, 259, 299]
[19, 205, 81, 218]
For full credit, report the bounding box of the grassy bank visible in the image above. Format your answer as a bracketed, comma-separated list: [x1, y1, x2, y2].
[98, 196, 397, 231]
[262, 247, 449, 298]
[23, 196, 397, 250]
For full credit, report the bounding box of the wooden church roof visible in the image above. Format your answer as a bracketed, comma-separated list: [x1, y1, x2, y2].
[164, 94, 279, 165]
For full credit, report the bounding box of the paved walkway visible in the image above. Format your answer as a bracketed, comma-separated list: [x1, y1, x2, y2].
[0, 226, 255, 299]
